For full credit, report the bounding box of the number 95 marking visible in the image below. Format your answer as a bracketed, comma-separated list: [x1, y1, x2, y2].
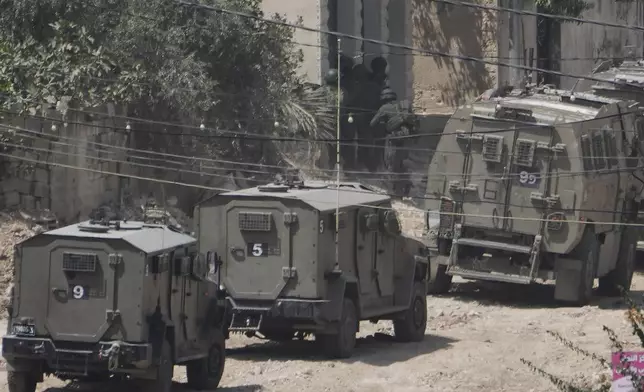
[518, 170, 539, 186]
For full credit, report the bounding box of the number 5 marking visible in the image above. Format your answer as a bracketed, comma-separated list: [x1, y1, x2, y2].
[252, 243, 263, 257]
[72, 285, 85, 299]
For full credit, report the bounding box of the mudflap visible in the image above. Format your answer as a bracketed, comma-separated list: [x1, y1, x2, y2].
[553, 257, 583, 302]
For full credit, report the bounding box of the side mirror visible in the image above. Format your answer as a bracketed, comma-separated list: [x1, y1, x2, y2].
[364, 214, 380, 231]
[381, 210, 402, 236]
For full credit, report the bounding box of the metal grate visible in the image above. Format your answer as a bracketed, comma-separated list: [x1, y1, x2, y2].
[603, 130, 617, 168]
[62, 252, 97, 272]
[591, 132, 606, 170]
[439, 197, 455, 229]
[514, 139, 536, 167]
[580, 135, 593, 172]
[482, 135, 503, 163]
[238, 212, 272, 232]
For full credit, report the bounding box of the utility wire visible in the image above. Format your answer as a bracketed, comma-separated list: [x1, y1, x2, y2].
[4, 108, 644, 167]
[429, 0, 644, 33]
[1, 149, 643, 228]
[3, 134, 644, 215]
[178, 1, 644, 89]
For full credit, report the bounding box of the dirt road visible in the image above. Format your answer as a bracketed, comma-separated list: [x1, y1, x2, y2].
[0, 274, 641, 392]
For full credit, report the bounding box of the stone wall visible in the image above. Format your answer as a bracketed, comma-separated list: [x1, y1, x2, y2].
[560, 0, 644, 90]
[411, 0, 499, 113]
[0, 105, 128, 224]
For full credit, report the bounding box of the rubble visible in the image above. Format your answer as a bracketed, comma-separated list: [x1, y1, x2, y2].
[0, 211, 42, 317]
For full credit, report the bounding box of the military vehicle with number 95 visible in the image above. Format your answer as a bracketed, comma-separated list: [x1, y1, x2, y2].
[424, 84, 643, 305]
[2, 210, 226, 392]
[195, 179, 430, 358]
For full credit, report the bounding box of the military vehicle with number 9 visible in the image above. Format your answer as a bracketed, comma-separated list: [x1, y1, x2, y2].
[424, 85, 642, 305]
[195, 179, 430, 358]
[2, 212, 226, 392]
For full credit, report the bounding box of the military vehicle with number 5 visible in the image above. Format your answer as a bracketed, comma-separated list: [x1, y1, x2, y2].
[195, 179, 429, 358]
[2, 210, 226, 392]
[424, 84, 642, 305]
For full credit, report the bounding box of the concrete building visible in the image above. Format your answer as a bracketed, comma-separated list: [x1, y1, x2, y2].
[261, 0, 499, 112]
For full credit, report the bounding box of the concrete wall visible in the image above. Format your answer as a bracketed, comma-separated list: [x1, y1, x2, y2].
[560, 0, 644, 90]
[497, 0, 537, 87]
[262, 0, 328, 84]
[0, 106, 128, 224]
[410, 0, 499, 113]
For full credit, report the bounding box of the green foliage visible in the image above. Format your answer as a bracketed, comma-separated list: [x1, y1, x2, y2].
[0, 0, 310, 180]
[535, 0, 592, 18]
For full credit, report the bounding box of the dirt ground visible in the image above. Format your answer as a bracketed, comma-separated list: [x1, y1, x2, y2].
[0, 274, 642, 392]
[0, 207, 641, 392]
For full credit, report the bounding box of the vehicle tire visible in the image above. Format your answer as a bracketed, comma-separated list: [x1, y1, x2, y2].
[427, 262, 452, 295]
[393, 291, 427, 342]
[142, 339, 173, 392]
[187, 330, 226, 390]
[7, 371, 37, 392]
[568, 228, 600, 306]
[322, 298, 358, 359]
[598, 228, 637, 297]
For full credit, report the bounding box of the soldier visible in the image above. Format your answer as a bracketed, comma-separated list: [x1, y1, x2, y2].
[370, 87, 415, 196]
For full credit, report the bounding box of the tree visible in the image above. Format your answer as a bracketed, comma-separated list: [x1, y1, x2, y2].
[0, 0, 313, 207]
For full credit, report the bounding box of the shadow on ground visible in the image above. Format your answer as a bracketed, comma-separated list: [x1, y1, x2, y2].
[435, 274, 644, 310]
[226, 333, 456, 367]
[43, 381, 263, 392]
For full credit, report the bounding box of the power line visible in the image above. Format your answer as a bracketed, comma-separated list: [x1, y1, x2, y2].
[429, 0, 644, 33]
[3, 133, 644, 216]
[6, 123, 644, 187]
[4, 106, 642, 162]
[1, 149, 643, 227]
[178, 1, 643, 89]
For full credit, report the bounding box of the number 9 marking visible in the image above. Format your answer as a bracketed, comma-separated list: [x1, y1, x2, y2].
[528, 173, 537, 185]
[72, 285, 85, 299]
[252, 243, 263, 257]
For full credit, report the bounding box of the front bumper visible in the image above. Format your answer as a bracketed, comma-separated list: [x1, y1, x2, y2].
[227, 297, 330, 332]
[2, 336, 152, 375]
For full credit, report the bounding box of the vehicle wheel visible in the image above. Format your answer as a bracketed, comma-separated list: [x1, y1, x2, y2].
[568, 229, 600, 306]
[427, 261, 452, 295]
[187, 330, 226, 390]
[7, 371, 37, 392]
[598, 228, 637, 297]
[393, 292, 427, 342]
[322, 298, 358, 359]
[142, 339, 173, 392]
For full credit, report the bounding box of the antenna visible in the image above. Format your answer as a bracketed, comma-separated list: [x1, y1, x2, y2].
[334, 37, 342, 273]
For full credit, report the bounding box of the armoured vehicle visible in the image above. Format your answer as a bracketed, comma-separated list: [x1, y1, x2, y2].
[588, 58, 644, 261]
[2, 216, 226, 392]
[195, 179, 429, 358]
[424, 85, 642, 305]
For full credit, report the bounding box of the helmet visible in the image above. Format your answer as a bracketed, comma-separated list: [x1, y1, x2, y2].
[324, 69, 339, 86]
[380, 87, 397, 102]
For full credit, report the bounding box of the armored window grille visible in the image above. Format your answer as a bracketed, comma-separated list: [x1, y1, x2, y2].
[63, 252, 97, 272]
[238, 212, 272, 232]
[514, 139, 536, 167]
[439, 197, 455, 229]
[482, 135, 503, 163]
[603, 130, 617, 168]
[591, 132, 606, 170]
[580, 134, 594, 173]
[637, 118, 644, 141]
